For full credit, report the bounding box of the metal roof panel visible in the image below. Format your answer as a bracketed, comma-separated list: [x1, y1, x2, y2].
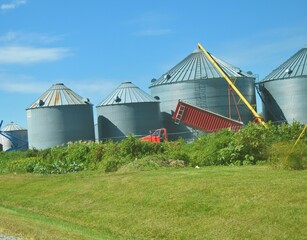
[262, 46, 307, 82]
[97, 82, 159, 106]
[150, 48, 253, 87]
[27, 83, 91, 109]
[1, 122, 26, 131]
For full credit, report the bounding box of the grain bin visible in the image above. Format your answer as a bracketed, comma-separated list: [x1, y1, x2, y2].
[259, 45, 307, 124]
[97, 82, 161, 141]
[26, 83, 95, 149]
[150, 48, 256, 140]
[0, 122, 28, 151]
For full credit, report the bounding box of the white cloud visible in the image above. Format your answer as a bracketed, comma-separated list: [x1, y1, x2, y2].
[0, 31, 65, 44]
[0, 46, 73, 64]
[0, 0, 26, 10]
[0, 74, 49, 94]
[135, 29, 172, 37]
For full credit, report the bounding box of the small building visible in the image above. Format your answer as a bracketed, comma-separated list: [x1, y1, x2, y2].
[259, 45, 307, 124]
[26, 83, 95, 149]
[0, 122, 28, 151]
[97, 82, 161, 141]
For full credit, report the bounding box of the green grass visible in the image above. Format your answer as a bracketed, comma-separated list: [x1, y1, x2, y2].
[0, 166, 306, 239]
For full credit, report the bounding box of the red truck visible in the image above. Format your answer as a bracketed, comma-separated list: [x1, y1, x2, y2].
[140, 128, 168, 143]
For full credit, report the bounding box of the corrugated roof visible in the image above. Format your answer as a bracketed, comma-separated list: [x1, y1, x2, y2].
[150, 48, 254, 87]
[27, 83, 91, 109]
[97, 82, 158, 106]
[262, 46, 307, 82]
[1, 122, 26, 131]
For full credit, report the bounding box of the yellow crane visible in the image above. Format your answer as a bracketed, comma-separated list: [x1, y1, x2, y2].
[198, 42, 267, 127]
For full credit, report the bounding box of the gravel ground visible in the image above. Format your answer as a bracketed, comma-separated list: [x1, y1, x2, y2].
[0, 234, 23, 240]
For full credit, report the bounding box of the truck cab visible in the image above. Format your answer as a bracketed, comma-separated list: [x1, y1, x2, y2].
[140, 128, 168, 143]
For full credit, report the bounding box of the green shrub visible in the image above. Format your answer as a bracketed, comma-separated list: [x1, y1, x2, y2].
[104, 158, 127, 173]
[0, 122, 305, 174]
[269, 140, 307, 170]
[190, 129, 234, 166]
[6, 157, 37, 173]
[163, 138, 190, 164]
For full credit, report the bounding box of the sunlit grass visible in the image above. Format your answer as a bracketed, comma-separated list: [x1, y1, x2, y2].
[0, 166, 306, 239]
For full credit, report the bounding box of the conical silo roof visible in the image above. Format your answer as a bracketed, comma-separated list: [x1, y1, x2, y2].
[150, 48, 254, 87]
[1, 122, 26, 131]
[98, 82, 159, 106]
[262, 45, 307, 81]
[27, 83, 91, 109]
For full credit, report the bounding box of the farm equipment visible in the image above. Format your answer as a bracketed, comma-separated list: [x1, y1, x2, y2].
[172, 100, 243, 132]
[140, 128, 168, 142]
[170, 43, 267, 134]
[144, 42, 267, 141]
[197, 43, 267, 127]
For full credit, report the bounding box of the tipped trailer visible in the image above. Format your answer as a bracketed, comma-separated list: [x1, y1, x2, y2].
[172, 100, 243, 132]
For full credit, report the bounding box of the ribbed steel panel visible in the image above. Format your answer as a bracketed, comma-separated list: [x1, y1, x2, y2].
[151, 49, 254, 87]
[260, 46, 307, 124]
[173, 101, 243, 132]
[1, 122, 26, 131]
[28, 83, 89, 109]
[259, 77, 307, 123]
[97, 103, 161, 141]
[27, 105, 95, 149]
[262, 46, 307, 81]
[98, 82, 158, 106]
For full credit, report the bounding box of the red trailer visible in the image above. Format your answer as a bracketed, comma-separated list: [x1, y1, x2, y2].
[172, 100, 243, 132]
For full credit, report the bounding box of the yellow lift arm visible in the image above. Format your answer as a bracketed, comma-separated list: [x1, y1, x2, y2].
[198, 42, 267, 127]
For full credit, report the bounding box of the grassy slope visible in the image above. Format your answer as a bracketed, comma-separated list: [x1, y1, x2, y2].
[0, 166, 306, 240]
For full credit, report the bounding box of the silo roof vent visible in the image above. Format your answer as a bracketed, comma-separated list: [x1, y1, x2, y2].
[262, 46, 307, 82]
[97, 82, 159, 106]
[150, 48, 254, 87]
[27, 83, 92, 109]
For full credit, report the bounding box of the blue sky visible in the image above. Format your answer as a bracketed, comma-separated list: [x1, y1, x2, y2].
[0, 0, 306, 128]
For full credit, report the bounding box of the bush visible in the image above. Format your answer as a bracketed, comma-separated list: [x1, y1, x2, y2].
[269, 140, 307, 170]
[190, 129, 234, 166]
[163, 138, 191, 164]
[0, 122, 305, 174]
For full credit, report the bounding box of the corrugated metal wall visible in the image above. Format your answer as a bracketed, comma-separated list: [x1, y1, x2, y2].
[97, 102, 161, 141]
[259, 46, 307, 124]
[260, 77, 307, 123]
[27, 105, 95, 149]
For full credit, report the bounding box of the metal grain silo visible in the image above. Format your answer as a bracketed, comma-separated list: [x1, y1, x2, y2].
[0, 122, 28, 151]
[26, 83, 95, 149]
[150, 48, 256, 140]
[97, 82, 161, 141]
[259, 45, 307, 124]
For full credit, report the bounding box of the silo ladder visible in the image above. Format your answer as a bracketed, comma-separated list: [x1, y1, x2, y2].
[174, 105, 186, 124]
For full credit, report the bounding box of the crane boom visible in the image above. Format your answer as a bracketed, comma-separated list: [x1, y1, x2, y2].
[197, 43, 266, 127]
